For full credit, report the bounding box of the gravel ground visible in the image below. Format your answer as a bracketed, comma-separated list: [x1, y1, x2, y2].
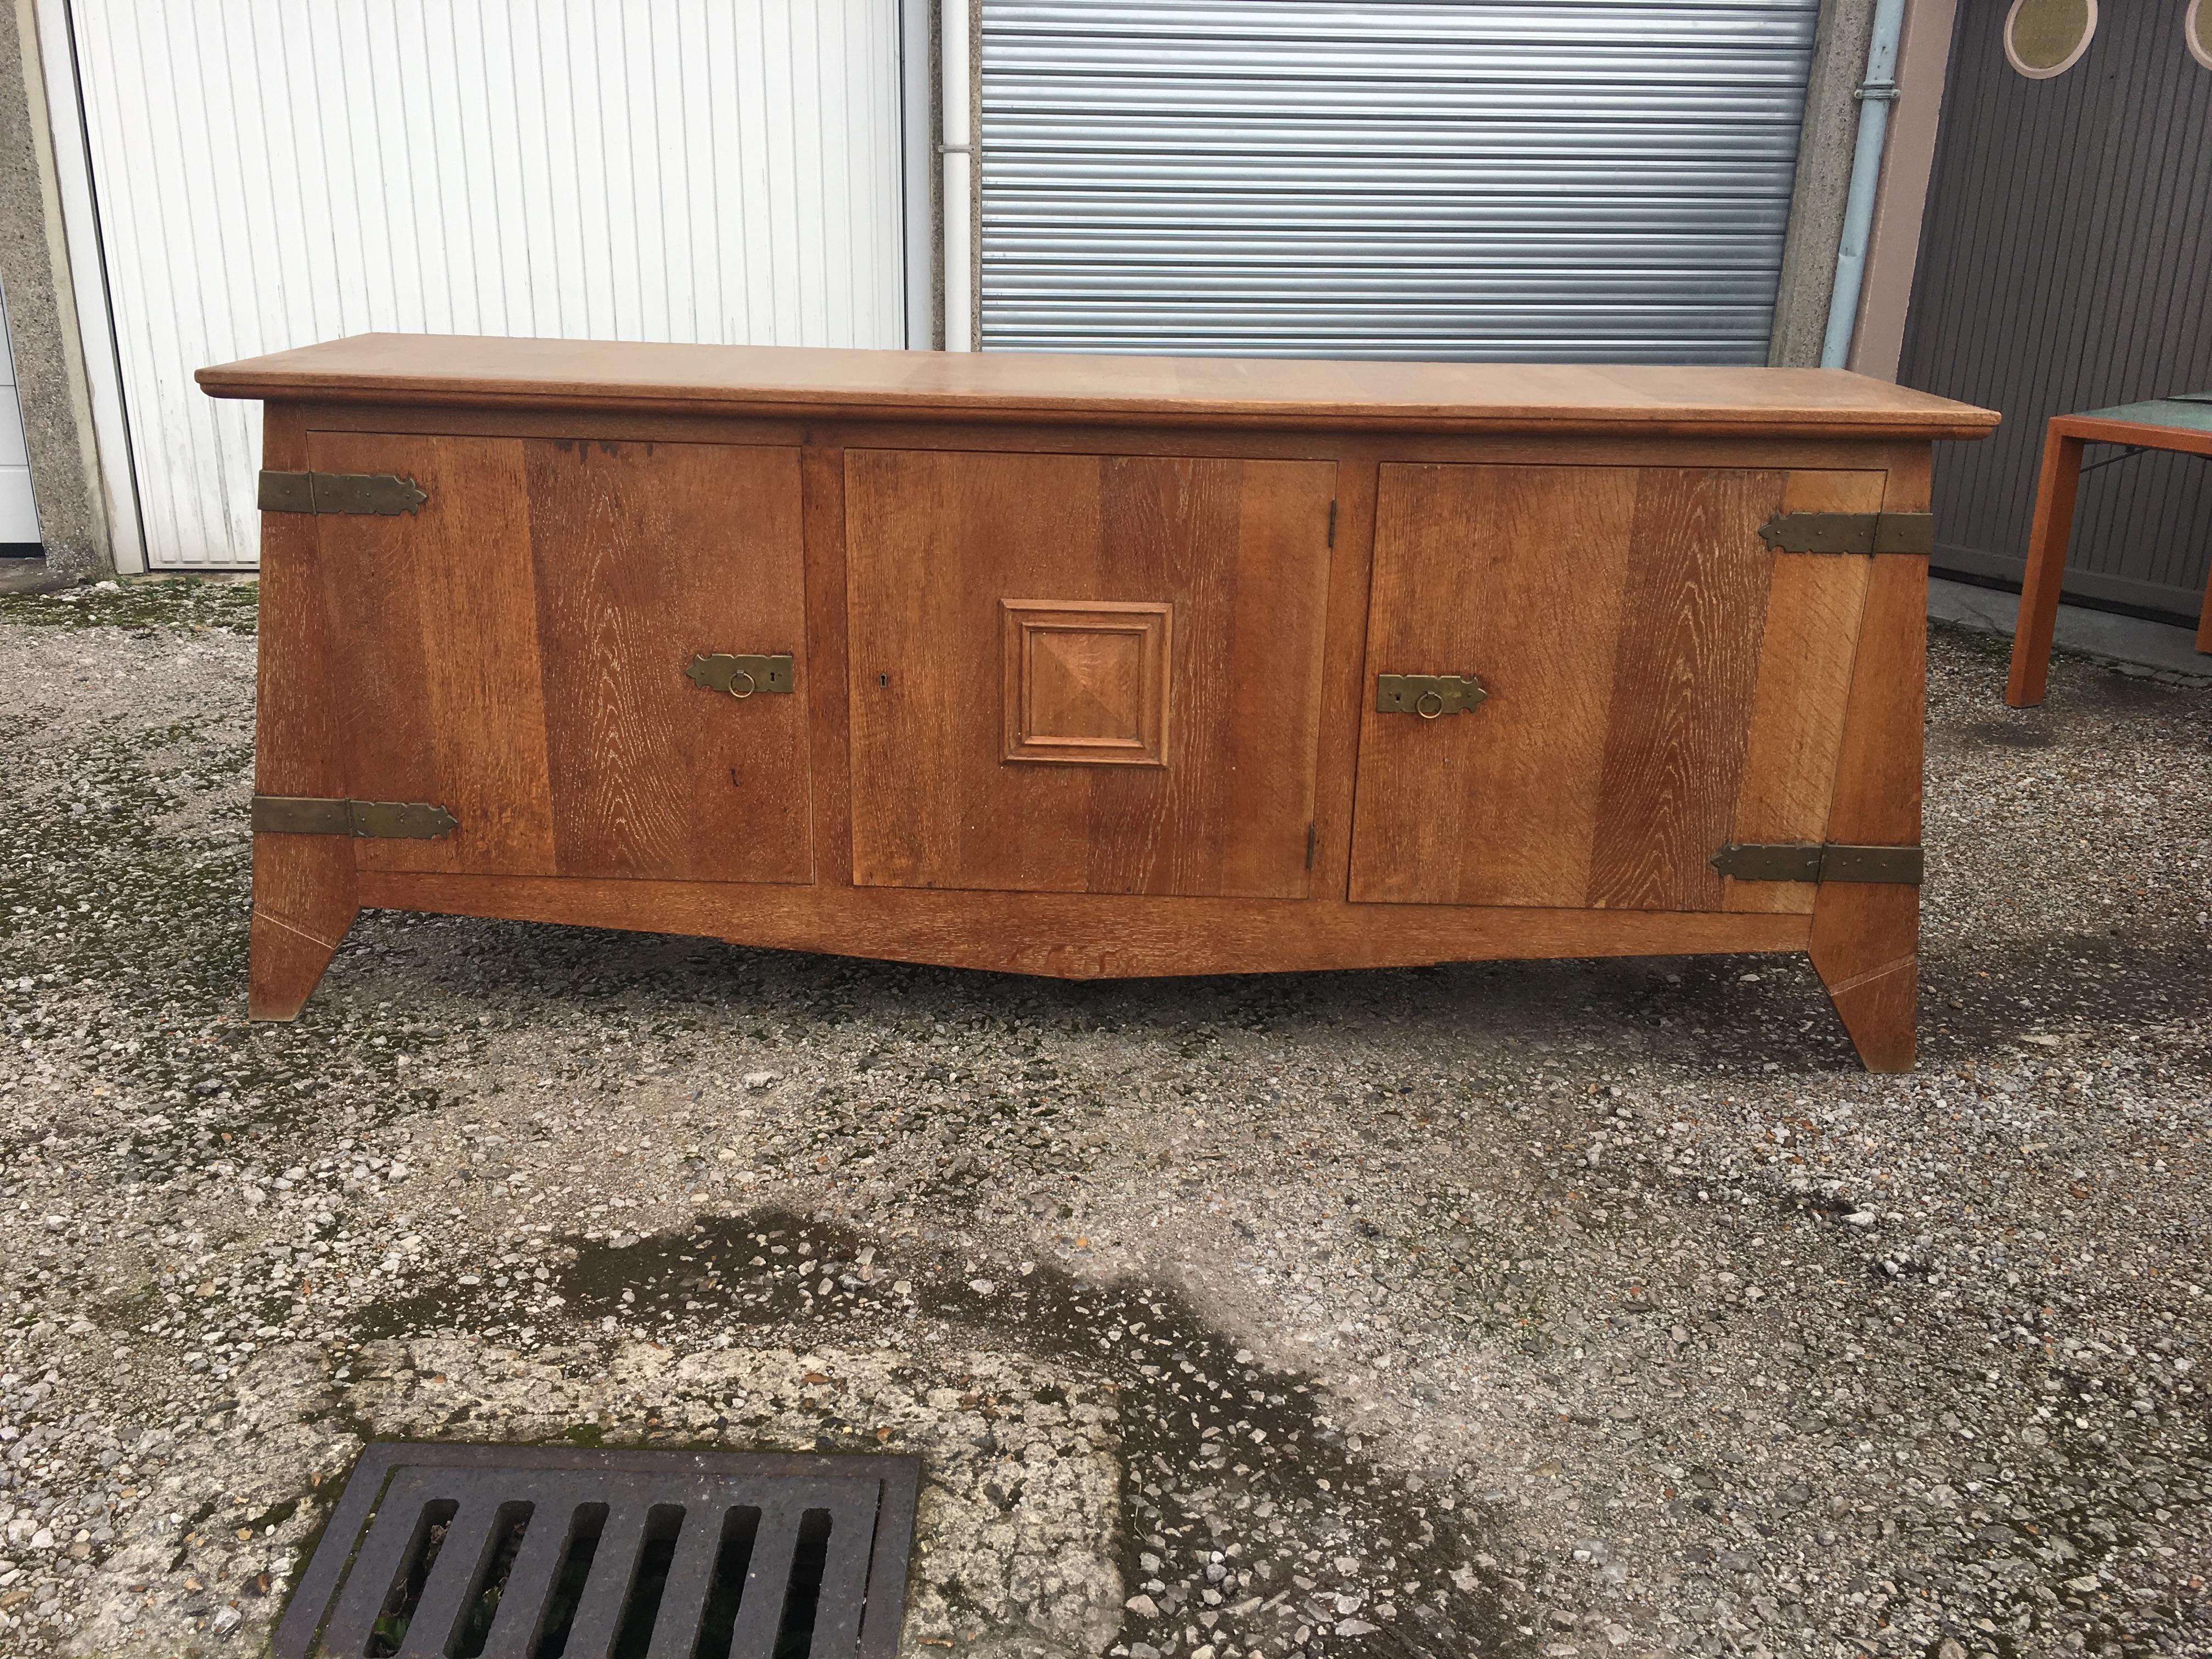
[0, 578, 2208, 1659]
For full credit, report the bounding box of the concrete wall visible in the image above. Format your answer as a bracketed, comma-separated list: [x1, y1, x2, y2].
[1770, 0, 1959, 377]
[1769, 0, 1878, 368]
[0, 0, 109, 577]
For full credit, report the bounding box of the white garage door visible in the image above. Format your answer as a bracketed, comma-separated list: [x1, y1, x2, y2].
[63, 1, 912, 570]
[981, 0, 1819, 362]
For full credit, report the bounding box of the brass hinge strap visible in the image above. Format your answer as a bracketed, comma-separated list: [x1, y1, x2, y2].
[258, 471, 429, 516]
[1756, 511, 1933, 556]
[1711, 842, 1923, 884]
[252, 795, 459, 840]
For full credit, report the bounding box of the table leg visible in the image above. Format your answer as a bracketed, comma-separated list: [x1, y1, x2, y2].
[2006, 425, 2084, 707]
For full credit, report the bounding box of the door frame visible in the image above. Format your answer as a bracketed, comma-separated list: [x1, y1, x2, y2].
[32, 0, 146, 573]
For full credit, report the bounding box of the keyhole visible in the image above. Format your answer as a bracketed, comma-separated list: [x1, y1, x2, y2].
[878, 672, 889, 687]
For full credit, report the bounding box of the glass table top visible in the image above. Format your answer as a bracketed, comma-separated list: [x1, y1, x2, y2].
[2076, 393, 2212, 435]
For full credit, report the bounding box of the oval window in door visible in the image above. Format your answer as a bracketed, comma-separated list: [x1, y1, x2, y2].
[2190, 0, 2212, 70]
[2004, 0, 2097, 77]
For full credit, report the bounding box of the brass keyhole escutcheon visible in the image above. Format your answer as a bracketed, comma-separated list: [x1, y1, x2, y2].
[1376, 673, 1488, 718]
[684, 653, 794, 698]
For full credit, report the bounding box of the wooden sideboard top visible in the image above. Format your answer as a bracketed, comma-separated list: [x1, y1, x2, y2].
[199, 334, 2001, 439]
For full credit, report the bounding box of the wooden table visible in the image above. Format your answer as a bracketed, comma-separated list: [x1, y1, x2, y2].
[2008, 394, 2212, 706]
[198, 336, 1995, 1070]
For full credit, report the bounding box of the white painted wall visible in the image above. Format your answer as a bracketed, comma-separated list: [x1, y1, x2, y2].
[0, 284, 38, 546]
[63, 1, 911, 569]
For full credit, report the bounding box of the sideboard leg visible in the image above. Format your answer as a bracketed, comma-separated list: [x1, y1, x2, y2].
[2006, 426, 2083, 708]
[249, 837, 358, 1021]
[1809, 883, 1917, 1072]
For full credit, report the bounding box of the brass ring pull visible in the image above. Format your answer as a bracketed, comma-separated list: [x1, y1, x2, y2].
[1415, 690, 1445, 720]
[727, 669, 756, 700]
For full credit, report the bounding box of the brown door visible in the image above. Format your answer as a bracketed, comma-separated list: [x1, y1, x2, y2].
[846, 449, 1335, 897]
[308, 433, 812, 883]
[1350, 462, 1884, 912]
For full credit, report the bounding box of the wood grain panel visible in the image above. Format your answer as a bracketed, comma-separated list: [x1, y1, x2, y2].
[249, 407, 357, 1020]
[526, 439, 811, 883]
[1217, 465, 1335, 894]
[1081, 459, 1230, 893]
[1587, 469, 1782, 910]
[1810, 458, 1931, 1073]
[360, 868, 1813, 981]
[308, 432, 556, 877]
[1723, 470, 1884, 915]
[1350, 464, 1639, 906]
[847, 450, 1334, 898]
[849, 449, 1098, 892]
[1310, 451, 1381, 896]
[800, 448, 854, 884]
[1823, 554, 1927, 846]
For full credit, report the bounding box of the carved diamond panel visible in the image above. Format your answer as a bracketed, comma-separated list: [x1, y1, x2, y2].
[1001, 600, 1172, 766]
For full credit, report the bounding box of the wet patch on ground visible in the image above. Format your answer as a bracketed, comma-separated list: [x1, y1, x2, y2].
[534, 1210, 1523, 1658]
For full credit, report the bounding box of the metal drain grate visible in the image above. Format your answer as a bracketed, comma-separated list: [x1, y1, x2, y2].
[276, 1444, 919, 1659]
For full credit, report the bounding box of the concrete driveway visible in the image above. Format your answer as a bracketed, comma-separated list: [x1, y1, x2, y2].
[1, 580, 2207, 1659]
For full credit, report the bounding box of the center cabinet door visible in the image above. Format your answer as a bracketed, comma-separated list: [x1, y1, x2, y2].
[308, 432, 812, 884]
[1350, 463, 1888, 912]
[845, 450, 1336, 897]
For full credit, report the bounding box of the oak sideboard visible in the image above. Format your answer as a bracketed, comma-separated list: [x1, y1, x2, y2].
[199, 337, 1997, 1071]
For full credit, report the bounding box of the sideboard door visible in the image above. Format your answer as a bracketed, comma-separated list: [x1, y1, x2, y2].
[1350, 462, 1885, 912]
[303, 433, 812, 884]
[846, 450, 1335, 897]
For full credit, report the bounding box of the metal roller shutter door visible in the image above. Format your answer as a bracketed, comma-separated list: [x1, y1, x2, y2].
[980, 0, 1819, 362]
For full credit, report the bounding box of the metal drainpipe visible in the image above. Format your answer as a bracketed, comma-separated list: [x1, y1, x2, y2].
[941, 0, 975, 351]
[1820, 0, 1908, 370]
